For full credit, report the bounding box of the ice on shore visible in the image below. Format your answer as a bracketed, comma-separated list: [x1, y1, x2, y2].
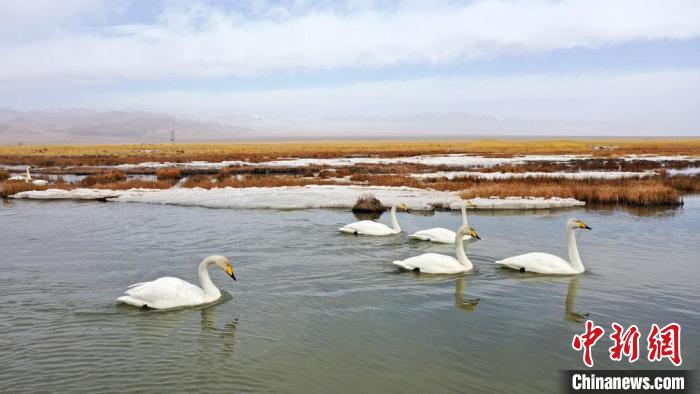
[11, 185, 585, 210]
[410, 170, 657, 180]
[666, 167, 700, 176]
[622, 155, 700, 162]
[11, 188, 123, 200]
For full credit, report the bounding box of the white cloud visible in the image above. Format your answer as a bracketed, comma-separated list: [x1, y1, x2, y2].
[1, 0, 700, 83]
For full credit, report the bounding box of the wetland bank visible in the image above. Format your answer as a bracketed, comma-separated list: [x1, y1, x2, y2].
[2, 139, 699, 206]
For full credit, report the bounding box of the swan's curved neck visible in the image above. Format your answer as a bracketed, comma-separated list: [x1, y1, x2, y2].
[25, 168, 31, 181]
[390, 204, 400, 232]
[454, 231, 473, 270]
[567, 226, 585, 273]
[460, 204, 468, 226]
[198, 257, 222, 299]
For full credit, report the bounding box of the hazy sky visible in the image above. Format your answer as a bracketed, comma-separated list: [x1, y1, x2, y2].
[1, 0, 699, 135]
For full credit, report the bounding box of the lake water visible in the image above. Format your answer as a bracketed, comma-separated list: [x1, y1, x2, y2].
[1, 197, 698, 393]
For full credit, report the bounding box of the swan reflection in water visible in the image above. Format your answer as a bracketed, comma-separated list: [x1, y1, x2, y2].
[454, 277, 479, 313]
[450, 274, 588, 320]
[200, 300, 238, 358]
[565, 276, 589, 323]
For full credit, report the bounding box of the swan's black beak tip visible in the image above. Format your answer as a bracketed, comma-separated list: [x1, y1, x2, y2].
[584, 225, 592, 230]
[230, 273, 237, 281]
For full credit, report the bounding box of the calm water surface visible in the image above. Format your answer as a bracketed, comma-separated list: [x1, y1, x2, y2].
[1, 198, 699, 393]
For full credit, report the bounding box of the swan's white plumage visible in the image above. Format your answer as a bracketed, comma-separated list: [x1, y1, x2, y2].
[393, 253, 467, 274]
[408, 228, 477, 244]
[339, 202, 407, 236]
[495, 252, 580, 275]
[408, 201, 478, 244]
[118, 277, 208, 310]
[339, 219, 397, 236]
[117, 255, 235, 310]
[392, 224, 479, 274]
[8, 167, 32, 182]
[494, 218, 591, 275]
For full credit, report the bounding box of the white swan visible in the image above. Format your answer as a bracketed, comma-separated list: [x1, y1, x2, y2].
[339, 202, 409, 236]
[392, 224, 481, 274]
[8, 167, 31, 182]
[495, 218, 591, 275]
[7, 166, 48, 185]
[408, 200, 479, 244]
[117, 255, 236, 309]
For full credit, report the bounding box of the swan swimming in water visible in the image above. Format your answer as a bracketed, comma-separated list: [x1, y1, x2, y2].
[117, 255, 236, 309]
[408, 200, 479, 244]
[392, 224, 481, 274]
[339, 202, 409, 236]
[494, 218, 591, 275]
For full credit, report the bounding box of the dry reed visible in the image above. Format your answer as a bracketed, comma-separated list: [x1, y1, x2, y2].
[184, 174, 344, 189]
[80, 170, 126, 186]
[156, 167, 182, 180]
[0, 181, 47, 197]
[454, 178, 682, 206]
[89, 180, 174, 190]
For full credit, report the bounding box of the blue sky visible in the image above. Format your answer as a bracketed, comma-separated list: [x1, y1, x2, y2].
[1, 0, 699, 135]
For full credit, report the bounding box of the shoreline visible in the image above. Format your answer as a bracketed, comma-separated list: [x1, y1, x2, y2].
[2, 142, 698, 206]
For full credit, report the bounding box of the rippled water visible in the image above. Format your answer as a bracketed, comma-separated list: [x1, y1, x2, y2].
[1, 198, 698, 393]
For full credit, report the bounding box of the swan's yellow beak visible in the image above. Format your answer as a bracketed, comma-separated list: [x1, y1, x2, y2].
[399, 203, 410, 212]
[465, 200, 477, 208]
[576, 220, 592, 230]
[469, 227, 481, 240]
[226, 264, 236, 281]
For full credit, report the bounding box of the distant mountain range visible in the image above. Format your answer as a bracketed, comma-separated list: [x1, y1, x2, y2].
[0, 109, 259, 143]
[0, 108, 642, 144]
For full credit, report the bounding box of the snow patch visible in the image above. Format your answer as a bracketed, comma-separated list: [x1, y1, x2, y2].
[11, 185, 585, 210]
[12, 188, 126, 200]
[622, 155, 700, 162]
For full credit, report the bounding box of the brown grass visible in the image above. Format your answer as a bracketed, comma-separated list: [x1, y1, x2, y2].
[349, 174, 424, 188]
[344, 172, 688, 206]
[0, 181, 47, 197]
[454, 178, 682, 206]
[156, 167, 182, 180]
[480, 160, 695, 173]
[80, 170, 126, 186]
[89, 180, 175, 190]
[0, 170, 8, 181]
[183, 174, 345, 189]
[662, 174, 700, 193]
[2, 139, 700, 167]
